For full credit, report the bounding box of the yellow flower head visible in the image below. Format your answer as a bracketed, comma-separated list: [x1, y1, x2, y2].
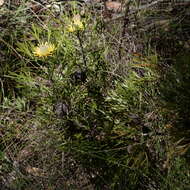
[33, 42, 56, 57]
[67, 15, 84, 33]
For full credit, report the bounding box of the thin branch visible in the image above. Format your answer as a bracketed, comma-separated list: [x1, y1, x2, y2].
[76, 32, 87, 69]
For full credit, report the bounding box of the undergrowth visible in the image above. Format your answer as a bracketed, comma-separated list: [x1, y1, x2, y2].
[0, 0, 190, 189]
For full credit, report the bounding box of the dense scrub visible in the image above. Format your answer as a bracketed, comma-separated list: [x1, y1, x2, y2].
[0, 0, 190, 189]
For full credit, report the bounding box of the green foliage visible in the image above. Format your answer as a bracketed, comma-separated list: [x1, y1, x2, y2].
[1, 1, 190, 189]
[159, 53, 190, 152]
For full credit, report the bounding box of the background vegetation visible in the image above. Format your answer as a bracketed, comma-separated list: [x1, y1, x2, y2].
[0, 0, 190, 189]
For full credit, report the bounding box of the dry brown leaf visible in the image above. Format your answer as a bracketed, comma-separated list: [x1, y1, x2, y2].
[106, 1, 122, 12]
[26, 166, 46, 177]
[0, 0, 4, 6]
